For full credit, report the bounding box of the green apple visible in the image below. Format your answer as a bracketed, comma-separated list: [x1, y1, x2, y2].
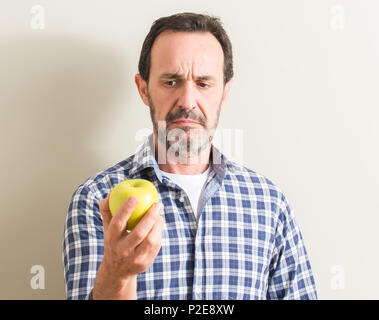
[109, 178, 159, 230]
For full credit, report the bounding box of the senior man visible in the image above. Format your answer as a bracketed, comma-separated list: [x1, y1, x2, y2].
[63, 12, 317, 300]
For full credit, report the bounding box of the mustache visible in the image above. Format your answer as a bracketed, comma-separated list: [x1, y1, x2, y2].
[166, 108, 206, 126]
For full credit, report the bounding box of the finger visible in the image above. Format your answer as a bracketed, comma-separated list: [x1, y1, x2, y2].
[108, 196, 139, 237]
[134, 215, 164, 257]
[99, 193, 112, 232]
[125, 202, 163, 248]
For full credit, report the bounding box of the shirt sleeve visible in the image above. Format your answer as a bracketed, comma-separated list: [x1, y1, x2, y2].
[266, 192, 318, 300]
[62, 185, 104, 300]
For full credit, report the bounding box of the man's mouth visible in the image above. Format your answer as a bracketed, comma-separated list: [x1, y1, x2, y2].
[171, 119, 201, 125]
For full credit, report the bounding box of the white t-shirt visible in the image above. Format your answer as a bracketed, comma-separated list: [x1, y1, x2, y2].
[161, 165, 212, 219]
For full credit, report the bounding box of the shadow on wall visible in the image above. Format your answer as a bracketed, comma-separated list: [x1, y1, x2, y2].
[0, 32, 128, 299]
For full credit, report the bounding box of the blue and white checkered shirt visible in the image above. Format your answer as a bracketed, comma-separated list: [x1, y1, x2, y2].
[63, 134, 317, 300]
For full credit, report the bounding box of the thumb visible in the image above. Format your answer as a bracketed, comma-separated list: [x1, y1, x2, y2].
[99, 193, 112, 232]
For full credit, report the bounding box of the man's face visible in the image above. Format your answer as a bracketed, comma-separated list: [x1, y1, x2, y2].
[136, 30, 232, 159]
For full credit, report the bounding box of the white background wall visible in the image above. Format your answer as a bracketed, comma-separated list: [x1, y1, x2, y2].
[0, 0, 378, 299]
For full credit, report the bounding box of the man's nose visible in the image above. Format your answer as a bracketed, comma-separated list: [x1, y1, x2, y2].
[177, 81, 197, 110]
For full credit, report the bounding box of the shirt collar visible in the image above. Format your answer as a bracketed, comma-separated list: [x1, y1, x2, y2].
[128, 133, 230, 184]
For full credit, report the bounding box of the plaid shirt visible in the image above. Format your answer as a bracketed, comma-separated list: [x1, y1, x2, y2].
[62, 134, 317, 300]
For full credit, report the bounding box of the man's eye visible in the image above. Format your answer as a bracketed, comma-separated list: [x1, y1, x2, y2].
[164, 80, 176, 87]
[198, 82, 209, 88]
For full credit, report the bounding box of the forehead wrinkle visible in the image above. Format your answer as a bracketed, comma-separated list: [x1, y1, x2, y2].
[151, 32, 223, 82]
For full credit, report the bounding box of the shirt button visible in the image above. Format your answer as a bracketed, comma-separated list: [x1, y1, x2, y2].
[194, 287, 201, 294]
[179, 194, 185, 202]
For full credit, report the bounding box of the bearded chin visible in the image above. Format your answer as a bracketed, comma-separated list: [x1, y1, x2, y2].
[157, 126, 212, 160]
[176, 128, 211, 157]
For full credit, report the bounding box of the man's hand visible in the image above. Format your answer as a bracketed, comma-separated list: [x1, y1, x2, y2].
[92, 193, 164, 299]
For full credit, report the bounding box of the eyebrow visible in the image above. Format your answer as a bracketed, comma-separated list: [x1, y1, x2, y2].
[159, 72, 216, 81]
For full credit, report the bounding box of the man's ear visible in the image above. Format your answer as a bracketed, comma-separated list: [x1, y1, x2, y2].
[135, 73, 150, 107]
[220, 78, 233, 110]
